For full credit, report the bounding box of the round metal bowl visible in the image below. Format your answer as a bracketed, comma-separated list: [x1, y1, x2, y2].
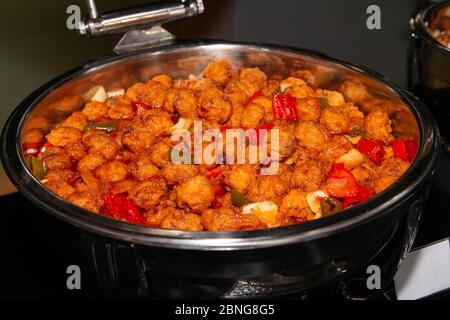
[410, 0, 449, 138]
[1, 41, 439, 298]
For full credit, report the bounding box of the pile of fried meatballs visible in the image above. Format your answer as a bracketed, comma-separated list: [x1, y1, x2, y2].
[26, 60, 417, 231]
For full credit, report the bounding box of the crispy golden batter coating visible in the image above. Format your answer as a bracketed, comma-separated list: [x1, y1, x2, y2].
[82, 101, 108, 121]
[223, 164, 257, 194]
[320, 106, 350, 134]
[279, 189, 312, 220]
[84, 130, 120, 159]
[247, 175, 288, 204]
[106, 96, 134, 120]
[201, 207, 241, 231]
[46, 126, 81, 147]
[176, 175, 215, 210]
[130, 177, 167, 210]
[203, 60, 231, 86]
[161, 163, 198, 185]
[96, 160, 128, 183]
[67, 189, 103, 213]
[61, 112, 88, 131]
[294, 122, 330, 151]
[160, 210, 203, 231]
[296, 97, 321, 122]
[365, 110, 394, 144]
[291, 161, 324, 192]
[41, 147, 72, 170]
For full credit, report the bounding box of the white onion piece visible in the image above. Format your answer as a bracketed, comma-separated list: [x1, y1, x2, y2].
[306, 190, 328, 217]
[335, 148, 365, 170]
[84, 85, 107, 103]
[106, 88, 125, 98]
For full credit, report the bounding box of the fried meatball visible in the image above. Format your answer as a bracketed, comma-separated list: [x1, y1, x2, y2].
[294, 122, 330, 151]
[82, 101, 108, 121]
[223, 164, 257, 194]
[261, 80, 280, 97]
[225, 79, 249, 106]
[160, 210, 203, 231]
[161, 163, 198, 185]
[203, 60, 231, 86]
[240, 103, 265, 128]
[130, 177, 167, 210]
[150, 140, 172, 168]
[41, 147, 72, 170]
[176, 175, 215, 210]
[142, 109, 174, 136]
[64, 142, 87, 162]
[174, 89, 197, 119]
[279, 189, 311, 220]
[196, 83, 232, 123]
[271, 126, 296, 160]
[77, 152, 105, 172]
[96, 160, 128, 183]
[83, 130, 120, 159]
[365, 109, 394, 144]
[145, 207, 173, 227]
[122, 122, 155, 153]
[201, 207, 241, 231]
[44, 169, 77, 184]
[320, 106, 350, 134]
[106, 96, 133, 120]
[46, 126, 81, 147]
[247, 175, 288, 203]
[44, 179, 76, 199]
[151, 74, 173, 87]
[239, 67, 267, 95]
[296, 97, 321, 122]
[129, 155, 159, 181]
[284, 84, 315, 99]
[291, 161, 323, 192]
[67, 189, 103, 213]
[61, 111, 88, 131]
[126, 81, 166, 108]
[339, 80, 370, 104]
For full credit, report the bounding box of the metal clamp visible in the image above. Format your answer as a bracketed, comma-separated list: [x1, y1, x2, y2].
[76, 0, 204, 53]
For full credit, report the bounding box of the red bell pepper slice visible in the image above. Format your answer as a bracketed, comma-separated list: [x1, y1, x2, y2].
[342, 185, 371, 208]
[272, 94, 298, 121]
[405, 139, 418, 162]
[324, 164, 359, 198]
[22, 142, 43, 157]
[356, 139, 385, 165]
[102, 192, 144, 225]
[207, 167, 222, 178]
[392, 139, 409, 161]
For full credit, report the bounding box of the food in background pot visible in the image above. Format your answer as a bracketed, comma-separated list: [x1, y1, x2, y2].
[427, 5, 450, 47]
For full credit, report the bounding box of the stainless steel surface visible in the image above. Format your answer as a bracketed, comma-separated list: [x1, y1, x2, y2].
[86, 0, 99, 19]
[114, 26, 175, 54]
[78, 0, 204, 37]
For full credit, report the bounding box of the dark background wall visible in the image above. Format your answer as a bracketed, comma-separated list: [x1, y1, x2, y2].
[0, 0, 431, 194]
